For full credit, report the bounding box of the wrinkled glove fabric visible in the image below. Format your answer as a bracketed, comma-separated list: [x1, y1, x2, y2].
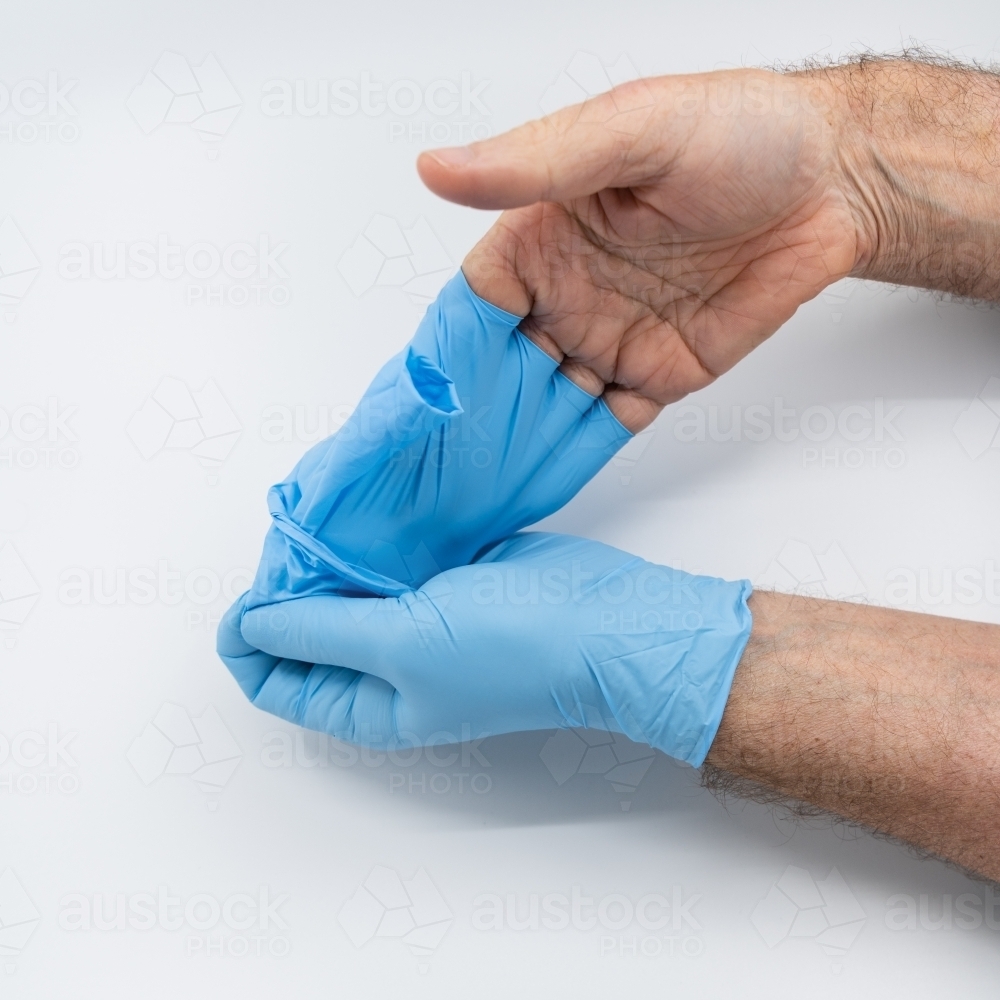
[221, 532, 753, 767]
[246, 271, 632, 607]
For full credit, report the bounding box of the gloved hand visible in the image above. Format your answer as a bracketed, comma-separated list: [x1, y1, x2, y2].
[219, 532, 752, 767]
[245, 270, 632, 607]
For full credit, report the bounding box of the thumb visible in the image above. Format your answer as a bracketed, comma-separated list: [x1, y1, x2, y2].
[217, 591, 283, 701]
[417, 77, 664, 209]
[240, 595, 402, 684]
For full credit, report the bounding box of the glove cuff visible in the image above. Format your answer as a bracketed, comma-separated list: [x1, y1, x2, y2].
[596, 573, 753, 768]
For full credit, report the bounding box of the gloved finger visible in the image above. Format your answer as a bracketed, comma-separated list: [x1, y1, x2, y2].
[412, 268, 526, 370]
[416, 76, 663, 209]
[535, 368, 606, 453]
[240, 595, 403, 684]
[251, 658, 398, 747]
[217, 593, 283, 701]
[568, 393, 634, 453]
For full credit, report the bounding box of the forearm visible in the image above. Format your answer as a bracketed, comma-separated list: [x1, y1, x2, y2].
[811, 57, 1000, 299]
[705, 590, 1000, 880]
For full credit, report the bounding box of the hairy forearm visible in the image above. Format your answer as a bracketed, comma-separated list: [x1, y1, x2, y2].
[705, 590, 1000, 880]
[809, 57, 1000, 299]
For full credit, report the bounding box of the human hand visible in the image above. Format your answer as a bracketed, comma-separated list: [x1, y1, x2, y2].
[246, 272, 630, 606]
[418, 68, 864, 431]
[220, 532, 752, 766]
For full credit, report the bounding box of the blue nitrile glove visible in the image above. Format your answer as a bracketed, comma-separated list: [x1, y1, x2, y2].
[219, 533, 753, 767]
[245, 270, 632, 607]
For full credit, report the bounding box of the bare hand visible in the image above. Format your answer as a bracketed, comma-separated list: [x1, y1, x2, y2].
[418, 70, 863, 431]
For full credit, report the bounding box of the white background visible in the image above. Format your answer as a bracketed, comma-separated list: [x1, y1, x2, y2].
[3, 0, 1000, 996]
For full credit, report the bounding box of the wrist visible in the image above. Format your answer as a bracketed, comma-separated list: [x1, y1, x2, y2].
[811, 59, 1000, 299]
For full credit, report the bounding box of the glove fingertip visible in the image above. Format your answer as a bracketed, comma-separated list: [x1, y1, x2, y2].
[216, 592, 256, 658]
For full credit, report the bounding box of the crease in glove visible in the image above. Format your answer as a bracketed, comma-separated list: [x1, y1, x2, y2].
[246, 270, 633, 607]
[224, 531, 754, 768]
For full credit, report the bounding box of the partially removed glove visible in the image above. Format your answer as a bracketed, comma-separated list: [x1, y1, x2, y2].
[246, 270, 632, 606]
[221, 532, 753, 767]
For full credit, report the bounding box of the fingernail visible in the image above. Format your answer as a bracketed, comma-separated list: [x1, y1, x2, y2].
[426, 145, 476, 167]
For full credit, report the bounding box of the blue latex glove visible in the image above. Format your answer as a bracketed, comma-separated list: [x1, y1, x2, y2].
[245, 270, 632, 607]
[220, 532, 753, 767]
